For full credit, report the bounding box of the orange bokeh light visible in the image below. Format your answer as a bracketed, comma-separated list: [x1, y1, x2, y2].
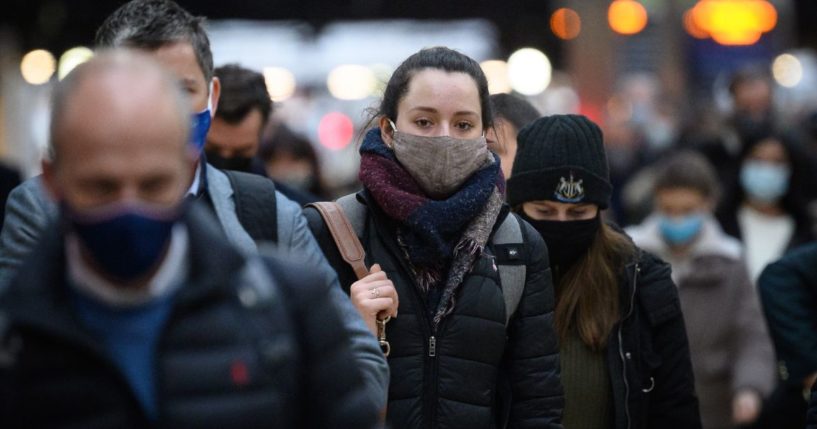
[608, 0, 648, 35]
[683, 10, 709, 39]
[689, 0, 777, 46]
[551, 8, 582, 40]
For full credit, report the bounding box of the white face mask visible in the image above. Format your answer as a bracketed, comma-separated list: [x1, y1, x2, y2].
[388, 120, 489, 199]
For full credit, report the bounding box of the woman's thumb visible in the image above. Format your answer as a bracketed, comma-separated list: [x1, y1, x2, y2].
[370, 263, 382, 273]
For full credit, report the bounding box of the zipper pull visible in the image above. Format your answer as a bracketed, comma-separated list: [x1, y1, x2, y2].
[428, 336, 436, 357]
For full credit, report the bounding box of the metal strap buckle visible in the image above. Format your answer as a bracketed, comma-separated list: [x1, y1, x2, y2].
[376, 316, 391, 357]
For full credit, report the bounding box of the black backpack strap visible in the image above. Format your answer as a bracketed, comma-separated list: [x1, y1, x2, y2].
[224, 170, 278, 243]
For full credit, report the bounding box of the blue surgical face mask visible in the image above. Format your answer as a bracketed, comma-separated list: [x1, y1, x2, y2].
[64, 202, 184, 282]
[190, 81, 214, 154]
[740, 160, 790, 203]
[658, 213, 704, 246]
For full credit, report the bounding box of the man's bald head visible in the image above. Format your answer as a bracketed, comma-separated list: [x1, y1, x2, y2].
[44, 50, 194, 210]
[49, 50, 190, 163]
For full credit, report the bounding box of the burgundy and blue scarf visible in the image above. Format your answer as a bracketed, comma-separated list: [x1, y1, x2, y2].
[359, 128, 505, 325]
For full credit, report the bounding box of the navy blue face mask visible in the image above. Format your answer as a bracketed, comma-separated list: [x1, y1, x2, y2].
[190, 83, 214, 154]
[64, 202, 184, 283]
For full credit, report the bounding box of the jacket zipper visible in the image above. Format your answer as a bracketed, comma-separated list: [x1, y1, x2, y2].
[618, 263, 639, 429]
[366, 206, 443, 429]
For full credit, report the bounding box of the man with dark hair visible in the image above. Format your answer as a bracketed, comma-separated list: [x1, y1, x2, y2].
[0, 51, 378, 428]
[205, 64, 271, 174]
[205, 64, 320, 205]
[486, 93, 540, 180]
[0, 0, 389, 412]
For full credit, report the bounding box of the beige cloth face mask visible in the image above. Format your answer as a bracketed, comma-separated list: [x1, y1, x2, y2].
[387, 119, 490, 199]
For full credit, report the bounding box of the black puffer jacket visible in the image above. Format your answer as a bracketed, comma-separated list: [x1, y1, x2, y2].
[0, 205, 378, 429]
[607, 249, 702, 429]
[305, 192, 563, 429]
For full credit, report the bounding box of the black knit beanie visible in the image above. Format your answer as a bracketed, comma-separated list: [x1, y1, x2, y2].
[507, 114, 612, 209]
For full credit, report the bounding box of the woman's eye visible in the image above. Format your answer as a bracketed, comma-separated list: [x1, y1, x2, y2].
[415, 119, 432, 128]
[456, 121, 473, 130]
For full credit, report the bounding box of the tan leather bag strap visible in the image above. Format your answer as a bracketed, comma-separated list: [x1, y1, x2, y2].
[307, 202, 369, 280]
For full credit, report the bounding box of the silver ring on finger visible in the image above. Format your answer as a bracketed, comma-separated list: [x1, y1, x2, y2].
[370, 287, 380, 299]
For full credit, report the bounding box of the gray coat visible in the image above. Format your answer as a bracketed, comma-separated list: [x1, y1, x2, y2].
[627, 216, 776, 429]
[0, 164, 389, 409]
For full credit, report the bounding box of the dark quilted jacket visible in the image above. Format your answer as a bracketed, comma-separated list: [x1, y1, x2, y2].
[305, 191, 564, 429]
[0, 205, 378, 429]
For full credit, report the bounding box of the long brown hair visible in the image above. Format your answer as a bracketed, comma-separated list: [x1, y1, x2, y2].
[555, 222, 635, 351]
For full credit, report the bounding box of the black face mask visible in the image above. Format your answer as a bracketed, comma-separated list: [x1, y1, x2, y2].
[206, 151, 254, 173]
[519, 211, 601, 274]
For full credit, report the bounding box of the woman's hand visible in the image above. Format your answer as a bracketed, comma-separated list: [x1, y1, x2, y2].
[349, 264, 399, 336]
[732, 389, 762, 425]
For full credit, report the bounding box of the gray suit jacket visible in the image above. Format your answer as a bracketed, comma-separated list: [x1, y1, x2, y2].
[0, 164, 389, 408]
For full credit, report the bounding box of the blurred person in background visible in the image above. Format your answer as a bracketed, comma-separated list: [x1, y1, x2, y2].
[506, 114, 701, 429]
[205, 64, 320, 205]
[306, 47, 563, 429]
[755, 242, 817, 429]
[485, 93, 540, 181]
[205, 64, 270, 176]
[715, 131, 816, 283]
[259, 124, 326, 202]
[691, 67, 776, 187]
[0, 0, 389, 411]
[626, 151, 775, 429]
[0, 51, 378, 429]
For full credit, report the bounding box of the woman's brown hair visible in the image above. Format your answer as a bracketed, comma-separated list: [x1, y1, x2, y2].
[555, 222, 635, 351]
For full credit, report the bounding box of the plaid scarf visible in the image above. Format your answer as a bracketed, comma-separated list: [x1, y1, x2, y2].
[359, 129, 504, 326]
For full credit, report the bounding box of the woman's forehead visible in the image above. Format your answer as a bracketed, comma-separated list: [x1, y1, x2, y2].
[400, 69, 481, 114]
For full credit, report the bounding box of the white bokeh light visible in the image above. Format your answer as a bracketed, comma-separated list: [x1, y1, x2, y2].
[263, 67, 297, 102]
[480, 60, 511, 94]
[20, 49, 56, 85]
[772, 53, 803, 88]
[58, 47, 94, 80]
[507, 48, 552, 96]
[327, 64, 377, 100]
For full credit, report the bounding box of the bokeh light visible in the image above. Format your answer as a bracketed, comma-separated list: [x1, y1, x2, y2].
[327, 64, 377, 100]
[480, 60, 511, 95]
[318, 112, 354, 151]
[690, 0, 777, 46]
[772, 54, 803, 88]
[608, 0, 648, 36]
[683, 10, 709, 39]
[551, 8, 582, 40]
[58, 46, 94, 80]
[507, 48, 552, 96]
[263, 67, 296, 102]
[20, 49, 56, 85]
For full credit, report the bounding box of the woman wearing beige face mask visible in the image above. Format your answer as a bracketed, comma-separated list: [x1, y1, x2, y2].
[305, 47, 563, 429]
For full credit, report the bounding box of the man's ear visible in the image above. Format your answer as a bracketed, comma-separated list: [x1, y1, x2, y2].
[209, 77, 221, 117]
[40, 158, 60, 201]
[379, 116, 394, 148]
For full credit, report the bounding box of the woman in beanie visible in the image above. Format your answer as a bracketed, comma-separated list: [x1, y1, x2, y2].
[305, 47, 563, 429]
[507, 114, 701, 429]
[626, 151, 775, 429]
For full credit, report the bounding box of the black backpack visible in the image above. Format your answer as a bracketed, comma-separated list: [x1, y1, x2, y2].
[223, 170, 278, 243]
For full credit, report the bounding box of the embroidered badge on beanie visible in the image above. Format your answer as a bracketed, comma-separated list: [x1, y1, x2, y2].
[554, 172, 585, 203]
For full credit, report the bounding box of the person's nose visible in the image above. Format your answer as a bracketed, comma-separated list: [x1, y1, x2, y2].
[433, 123, 451, 137]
